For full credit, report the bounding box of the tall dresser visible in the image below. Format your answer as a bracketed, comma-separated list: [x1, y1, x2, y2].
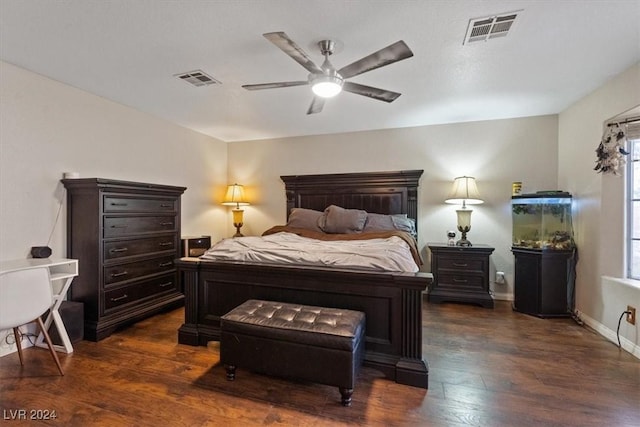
[62, 178, 187, 341]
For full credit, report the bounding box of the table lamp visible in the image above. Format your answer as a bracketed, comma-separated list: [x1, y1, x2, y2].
[445, 176, 483, 246]
[222, 183, 249, 237]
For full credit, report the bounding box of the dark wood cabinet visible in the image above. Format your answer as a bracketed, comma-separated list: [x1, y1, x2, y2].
[512, 248, 575, 317]
[62, 178, 187, 341]
[428, 243, 495, 308]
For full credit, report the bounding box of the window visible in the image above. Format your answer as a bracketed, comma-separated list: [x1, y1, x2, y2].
[626, 120, 640, 279]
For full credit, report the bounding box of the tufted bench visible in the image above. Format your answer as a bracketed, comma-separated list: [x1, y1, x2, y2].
[220, 299, 366, 406]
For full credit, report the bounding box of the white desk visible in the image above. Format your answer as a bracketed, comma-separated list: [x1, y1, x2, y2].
[0, 258, 79, 353]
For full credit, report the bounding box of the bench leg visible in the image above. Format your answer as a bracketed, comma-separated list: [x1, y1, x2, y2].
[225, 364, 236, 381]
[339, 387, 353, 407]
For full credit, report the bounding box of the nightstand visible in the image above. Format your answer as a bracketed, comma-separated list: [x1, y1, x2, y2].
[427, 243, 495, 308]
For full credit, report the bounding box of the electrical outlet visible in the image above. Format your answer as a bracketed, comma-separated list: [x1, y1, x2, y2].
[627, 306, 636, 325]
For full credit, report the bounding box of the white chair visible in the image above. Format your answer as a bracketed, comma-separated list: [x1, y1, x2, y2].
[0, 267, 64, 375]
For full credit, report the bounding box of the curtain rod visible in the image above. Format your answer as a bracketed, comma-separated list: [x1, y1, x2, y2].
[608, 116, 640, 126]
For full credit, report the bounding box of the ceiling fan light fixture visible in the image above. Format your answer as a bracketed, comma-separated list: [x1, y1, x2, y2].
[310, 75, 343, 98]
[243, 32, 414, 112]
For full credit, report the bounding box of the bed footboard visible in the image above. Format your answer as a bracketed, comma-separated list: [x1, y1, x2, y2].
[176, 257, 431, 389]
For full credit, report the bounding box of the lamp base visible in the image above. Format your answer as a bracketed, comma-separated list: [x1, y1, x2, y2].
[456, 227, 472, 246]
[233, 222, 244, 238]
[456, 238, 472, 247]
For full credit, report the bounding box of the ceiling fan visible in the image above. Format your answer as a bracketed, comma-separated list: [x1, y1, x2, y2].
[242, 32, 414, 114]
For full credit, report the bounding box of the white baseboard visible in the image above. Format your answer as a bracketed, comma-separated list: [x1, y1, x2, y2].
[492, 291, 513, 301]
[576, 310, 640, 359]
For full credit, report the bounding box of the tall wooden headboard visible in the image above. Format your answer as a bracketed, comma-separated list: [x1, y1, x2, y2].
[280, 170, 423, 233]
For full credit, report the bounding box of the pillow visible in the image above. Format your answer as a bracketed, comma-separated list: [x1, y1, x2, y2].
[363, 212, 395, 232]
[286, 208, 324, 232]
[363, 212, 417, 237]
[318, 205, 367, 234]
[391, 214, 417, 236]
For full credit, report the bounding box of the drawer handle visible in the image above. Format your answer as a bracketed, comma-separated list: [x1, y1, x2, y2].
[160, 222, 173, 226]
[110, 224, 128, 229]
[110, 271, 128, 278]
[110, 202, 128, 206]
[453, 278, 468, 283]
[110, 294, 128, 302]
[158, 262, 172, 267]
[159, 282, 173, 287]
[160, 204, 172, 208]
[158, 242, 172, 247]
[109, 248, 128, 253]
[453, 263, 468, 267]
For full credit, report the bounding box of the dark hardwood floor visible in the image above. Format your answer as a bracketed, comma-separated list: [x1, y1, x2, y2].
[1, 300, 639, 426]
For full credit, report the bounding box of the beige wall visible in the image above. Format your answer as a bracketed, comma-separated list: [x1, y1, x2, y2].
[228, 114, 560, 300]
[0, 61, 229, 262]
[0, 61, 228, 355]
[558, 62, 640, 355]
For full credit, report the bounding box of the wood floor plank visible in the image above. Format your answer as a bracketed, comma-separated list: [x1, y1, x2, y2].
[1, 300, 638, 426]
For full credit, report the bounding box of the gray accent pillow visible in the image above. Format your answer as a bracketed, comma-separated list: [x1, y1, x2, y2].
[319, 205, 367, 234]
[286, 208, 324, 232]
[363, 212, 395, 232]
[364, 213, 417, 237]
[391, 214, 417, 237]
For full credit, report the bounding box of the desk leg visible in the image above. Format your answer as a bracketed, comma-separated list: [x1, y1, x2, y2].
[36, 277, 74, 354]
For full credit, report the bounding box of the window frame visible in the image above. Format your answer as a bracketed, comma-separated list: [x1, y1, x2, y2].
[626, 126, 640, 280]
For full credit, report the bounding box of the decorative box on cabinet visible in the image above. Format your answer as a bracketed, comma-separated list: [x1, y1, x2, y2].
[62, 178, 187, 341]
[428, 243, 495, 308]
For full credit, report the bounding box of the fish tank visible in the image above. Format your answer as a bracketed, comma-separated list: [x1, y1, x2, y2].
[512, 191, 575, 251]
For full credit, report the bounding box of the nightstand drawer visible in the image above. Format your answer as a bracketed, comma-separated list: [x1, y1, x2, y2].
[437, 273, 485, 290]
[437, 257, 484, 272]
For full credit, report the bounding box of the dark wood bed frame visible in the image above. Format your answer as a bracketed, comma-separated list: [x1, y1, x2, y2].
[176, 170, 431, 388]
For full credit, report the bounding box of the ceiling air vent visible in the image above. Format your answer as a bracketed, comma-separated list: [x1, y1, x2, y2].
[463, 11, 521, 45]
[174, 70, 221, 87]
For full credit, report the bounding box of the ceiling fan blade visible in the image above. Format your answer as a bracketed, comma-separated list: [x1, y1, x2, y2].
[263, 32, 323, 74]
[242, 81, 308, 90]
[338, 40, 414, 79]
[342, 82, 401, 103]
[307, 97, 325, 114]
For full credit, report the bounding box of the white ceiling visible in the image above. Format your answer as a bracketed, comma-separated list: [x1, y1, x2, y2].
[1, 0, 639, 142]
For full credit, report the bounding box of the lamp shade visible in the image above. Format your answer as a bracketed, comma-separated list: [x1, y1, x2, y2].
[445, 176, 483, 206]
[222, 184, 249, 207]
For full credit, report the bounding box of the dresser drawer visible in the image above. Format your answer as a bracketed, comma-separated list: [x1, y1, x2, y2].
[104, 255, 175, 286]
[104, 216, 176, 237]
[437, 256, 484, 272]
[104, 236, 177, 260]
[104, 195, 177, 213]
[104, 274, 178, 312]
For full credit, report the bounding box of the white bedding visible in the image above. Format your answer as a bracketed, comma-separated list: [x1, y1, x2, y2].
[200, 232, 419, 273]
